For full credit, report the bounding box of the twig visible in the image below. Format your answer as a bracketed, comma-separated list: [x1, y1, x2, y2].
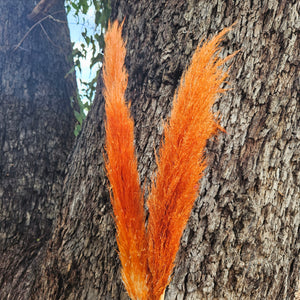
[48, 15, 67, 24]
[39, 23, 60, 49]
[13, 10, 64, 52]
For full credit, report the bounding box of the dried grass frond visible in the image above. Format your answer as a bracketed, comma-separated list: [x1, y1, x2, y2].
[103, 21, 148, 300]
[146, 26, 236, 299]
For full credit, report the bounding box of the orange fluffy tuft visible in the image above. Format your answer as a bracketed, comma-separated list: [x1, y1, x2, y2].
[103, 20, 236, 300]
[103, 21, 148, 300]
[146, 27, 236, 299]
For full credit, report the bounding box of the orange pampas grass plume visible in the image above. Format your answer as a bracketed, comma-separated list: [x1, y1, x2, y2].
[103, 21, 148, 299]
[146, 27, 236, 299]
[103, 19, 236, 300]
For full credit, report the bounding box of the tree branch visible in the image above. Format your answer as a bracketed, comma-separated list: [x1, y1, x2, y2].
[27, 0, 59, 22]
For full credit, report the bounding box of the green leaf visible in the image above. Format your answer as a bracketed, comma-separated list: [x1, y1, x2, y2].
[74, 110, 83, 125]
[70, 2, 79, 11]
[66, 4, 71, 14]
[65, 65, 75, 78]
[74, 124, 81, 136]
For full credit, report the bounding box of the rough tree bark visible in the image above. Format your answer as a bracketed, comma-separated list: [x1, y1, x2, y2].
[31, 0, 299, 299]
[2, 0, 299, 299]
[0, 0, 76, 298]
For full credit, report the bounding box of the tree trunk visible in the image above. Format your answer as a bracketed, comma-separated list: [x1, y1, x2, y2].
[2, 0, 299, 299]
[0, 0, 76, 298]
[33, 0, 299, 299]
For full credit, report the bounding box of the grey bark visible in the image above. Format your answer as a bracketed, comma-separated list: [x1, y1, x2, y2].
[0, 0, 76, 298]
[33, 0, 299, 299]
[2, 0, 300, 299]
